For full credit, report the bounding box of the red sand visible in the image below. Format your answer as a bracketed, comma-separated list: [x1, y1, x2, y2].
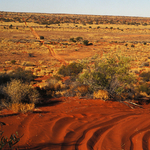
[1, 97, 150, 150]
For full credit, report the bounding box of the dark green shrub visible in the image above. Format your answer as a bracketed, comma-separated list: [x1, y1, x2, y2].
[40, 36, 44, 39]
[70, 38, 76, 42]
[9, 24, 13, 29]
[138, 83, 150, 95]
[139, 71, 150, 82]
[28, 53, 34, 57]
[10, 67, 36, 83]
[0, 68, 36, 86]
[58, 62, 83, 77]
[0, 74, 10, 85]
[83, 40, 89, 46]
[76, 37, 83, 42]
[78, 55, 135, 100]
[11, 60, 16, 64]
[131, 44, 135, 47]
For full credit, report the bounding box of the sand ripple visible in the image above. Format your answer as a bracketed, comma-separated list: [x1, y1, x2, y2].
[1, 98, 150, 150]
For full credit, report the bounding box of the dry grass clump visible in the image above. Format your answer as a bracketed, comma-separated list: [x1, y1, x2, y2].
[76, 85, 89, 97]
[37, 77, 67, 98]
[93, 90, 109, 100]
[10, 103, 35, 113]
[0, 79, 39, 112]
[2, 79, 39, 104]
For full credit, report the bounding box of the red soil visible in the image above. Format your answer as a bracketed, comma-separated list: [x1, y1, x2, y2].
[1, 97, 150, 150]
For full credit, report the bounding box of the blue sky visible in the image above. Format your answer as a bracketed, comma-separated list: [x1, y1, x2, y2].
[0, 0, 150, 17]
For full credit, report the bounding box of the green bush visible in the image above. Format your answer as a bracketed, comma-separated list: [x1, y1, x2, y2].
[11, 60, 16, 64]
[9, 24, 13, 29]
[139, 71, 150, 82]
[1, 79, 39, 104]
[78, 55, 136, 100]
[76, 37, 83, 42]
[138, 83, 150, 95]
[70, 38, 76, 43]
[58, 62, 83, 77]
[40, 36, 44, 39]
[83, 40, 89, 46]
[0, 67, 36, 85]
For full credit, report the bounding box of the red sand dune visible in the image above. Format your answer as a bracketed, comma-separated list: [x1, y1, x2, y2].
[1, 97, 150, 150]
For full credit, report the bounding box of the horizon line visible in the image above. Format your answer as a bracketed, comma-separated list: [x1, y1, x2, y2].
[1, 10, 150, 19]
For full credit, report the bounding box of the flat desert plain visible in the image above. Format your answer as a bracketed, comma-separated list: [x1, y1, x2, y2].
[0, 12, 150, 150]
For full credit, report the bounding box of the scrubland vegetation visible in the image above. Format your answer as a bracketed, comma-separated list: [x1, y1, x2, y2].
[0, 11, 150, 150]
[0, 11, 150, 114]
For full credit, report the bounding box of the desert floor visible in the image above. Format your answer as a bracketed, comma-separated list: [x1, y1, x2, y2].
[0, 19, 150, 150]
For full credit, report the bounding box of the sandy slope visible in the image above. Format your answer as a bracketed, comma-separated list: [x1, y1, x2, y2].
[1, 97, 150, 150]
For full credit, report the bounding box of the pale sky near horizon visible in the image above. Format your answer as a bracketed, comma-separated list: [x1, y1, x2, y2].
[0, 0, 150, 17]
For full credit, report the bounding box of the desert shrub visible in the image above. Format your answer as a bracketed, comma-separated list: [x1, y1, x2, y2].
[40, 36, 44, 39]
[2, 79, 39, 104]
[28, 53, 34, 57]
[138, 83, 150, 95]
[0, 122, 23, 149]
[83, 40, 89, 46]
[11, 60, 16, 64]
[0, 68, 36, 85]
[46, 78, 62, 91]
[78, 55, 136, 100]
[10, 67, 36, 83]
[141, 62, 149, 67]
[9, 24, 13, 29]
[131, 44, 135, 47]
[0, 74, 10, 85]
[70, 38, 76, 43]
[58, 62, 83, 77]
[76, 37, 83, 42]
[139, 71, 150, 82]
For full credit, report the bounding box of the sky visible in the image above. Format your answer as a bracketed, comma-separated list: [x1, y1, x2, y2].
[0, 0, 150, 17]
